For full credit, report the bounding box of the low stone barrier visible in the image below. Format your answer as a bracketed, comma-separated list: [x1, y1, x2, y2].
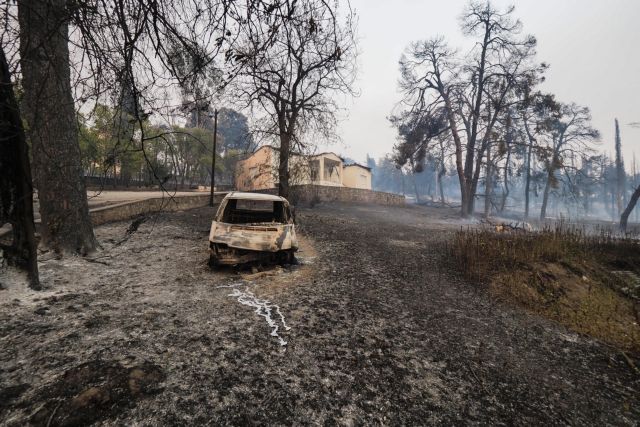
[1, 187, 400, 239]
[90, 193, 226, 225]
[254, 185, 405, 206]
[0, 193, 226, 239]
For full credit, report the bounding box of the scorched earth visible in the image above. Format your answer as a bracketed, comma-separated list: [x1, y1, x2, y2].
[0, 203, 638, 425]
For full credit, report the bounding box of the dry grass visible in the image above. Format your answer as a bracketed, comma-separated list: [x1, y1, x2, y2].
[448, 226, 640, 353]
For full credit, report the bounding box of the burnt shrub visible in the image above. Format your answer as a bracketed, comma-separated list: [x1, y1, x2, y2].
[446, 225, 640, 352]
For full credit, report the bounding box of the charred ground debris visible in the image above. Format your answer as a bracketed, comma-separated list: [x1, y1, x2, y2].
[1, 202, 639, 425]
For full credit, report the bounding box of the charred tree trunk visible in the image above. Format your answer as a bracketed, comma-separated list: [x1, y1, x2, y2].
[276, 104, 300, 200]
[500, 148, 511, 213]
[540, 168, 553, 221]
[523, 122, 534, 219]
[634, 155, 639, 223]
[463, 181, 474, 216]
[614, 118, 625, 216]
[620, 185, 640, 233]
[412, 175, 420, 203]
[437, 141, 446, 205]
[410, 159, 420, 203]
[438, 166, 446, 205]
[601, 159, 609, 219]
[484, 144, 492, 218]
[468, 139, 493, 217]
[458, 168, 470, 215]
[0, 47, 41, 289]
[19, 0, 96, 254]
[464, 147, 484, 216]
[463, 29, 489, 217]
[442, 95, 468, 217]
[278, 132, 291, 199]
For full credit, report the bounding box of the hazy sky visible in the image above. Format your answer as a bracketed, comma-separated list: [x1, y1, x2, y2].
[331, 0, 640, 169]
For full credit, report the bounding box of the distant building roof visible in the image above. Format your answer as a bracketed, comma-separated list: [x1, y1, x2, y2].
[310, 152, 345, 162]
[250, 145, 345, 162]
[344, 163, 372, 171]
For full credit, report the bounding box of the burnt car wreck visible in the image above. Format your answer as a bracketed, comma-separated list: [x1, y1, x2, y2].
[208, 192, 298, 267]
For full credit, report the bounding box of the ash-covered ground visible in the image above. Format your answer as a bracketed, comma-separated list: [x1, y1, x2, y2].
[1, 203, 638, 425]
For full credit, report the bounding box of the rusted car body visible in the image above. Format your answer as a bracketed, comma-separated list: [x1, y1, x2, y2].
[208, 192, 298, 266]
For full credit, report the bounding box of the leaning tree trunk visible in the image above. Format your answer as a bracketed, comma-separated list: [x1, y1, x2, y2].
[620, 185, 640, 233]
[0, 46, 41, 289]
[18, 0, 96, 254]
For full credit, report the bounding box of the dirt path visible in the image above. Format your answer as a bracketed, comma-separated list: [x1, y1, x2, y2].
[1, 203, 638, 425]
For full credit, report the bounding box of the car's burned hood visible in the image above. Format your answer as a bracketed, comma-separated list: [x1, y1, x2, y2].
[209, 221, 298, 252]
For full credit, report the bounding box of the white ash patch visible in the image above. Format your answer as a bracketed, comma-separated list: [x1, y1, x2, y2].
[228, 288, 291, 346]
[0, 255, 91, 307]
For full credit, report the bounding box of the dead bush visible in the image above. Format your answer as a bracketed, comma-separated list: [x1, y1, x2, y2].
[446, 226, 640, 353]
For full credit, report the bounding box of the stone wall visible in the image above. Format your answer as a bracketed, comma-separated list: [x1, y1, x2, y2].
[0, 193, 226, 239]
[0, 188, 401, 239]
[90, 193, 225, 226]
[296, 185, 404, 206]
[253, 185, 404, 206]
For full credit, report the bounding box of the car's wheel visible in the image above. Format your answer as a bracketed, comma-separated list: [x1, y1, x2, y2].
[280, 250, 295, 265]
[208, 254, 218, 269]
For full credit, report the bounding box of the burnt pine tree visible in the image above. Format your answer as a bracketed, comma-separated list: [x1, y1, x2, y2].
[614, 118, 625, 215]
[391, 109, 449, 201]
[518, 93, 559, 218]
[231, 0, 357, 199]
[399, 2, 542, 217]
[539, 103, 599, 220]
[0, 47, 40, 289]
[18, 0, 97, 254]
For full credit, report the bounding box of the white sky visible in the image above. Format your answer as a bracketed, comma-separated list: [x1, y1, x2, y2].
[331, 0, 640, 169]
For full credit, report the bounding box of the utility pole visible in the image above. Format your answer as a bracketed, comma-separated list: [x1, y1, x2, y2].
[209, 109, 219, 207]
